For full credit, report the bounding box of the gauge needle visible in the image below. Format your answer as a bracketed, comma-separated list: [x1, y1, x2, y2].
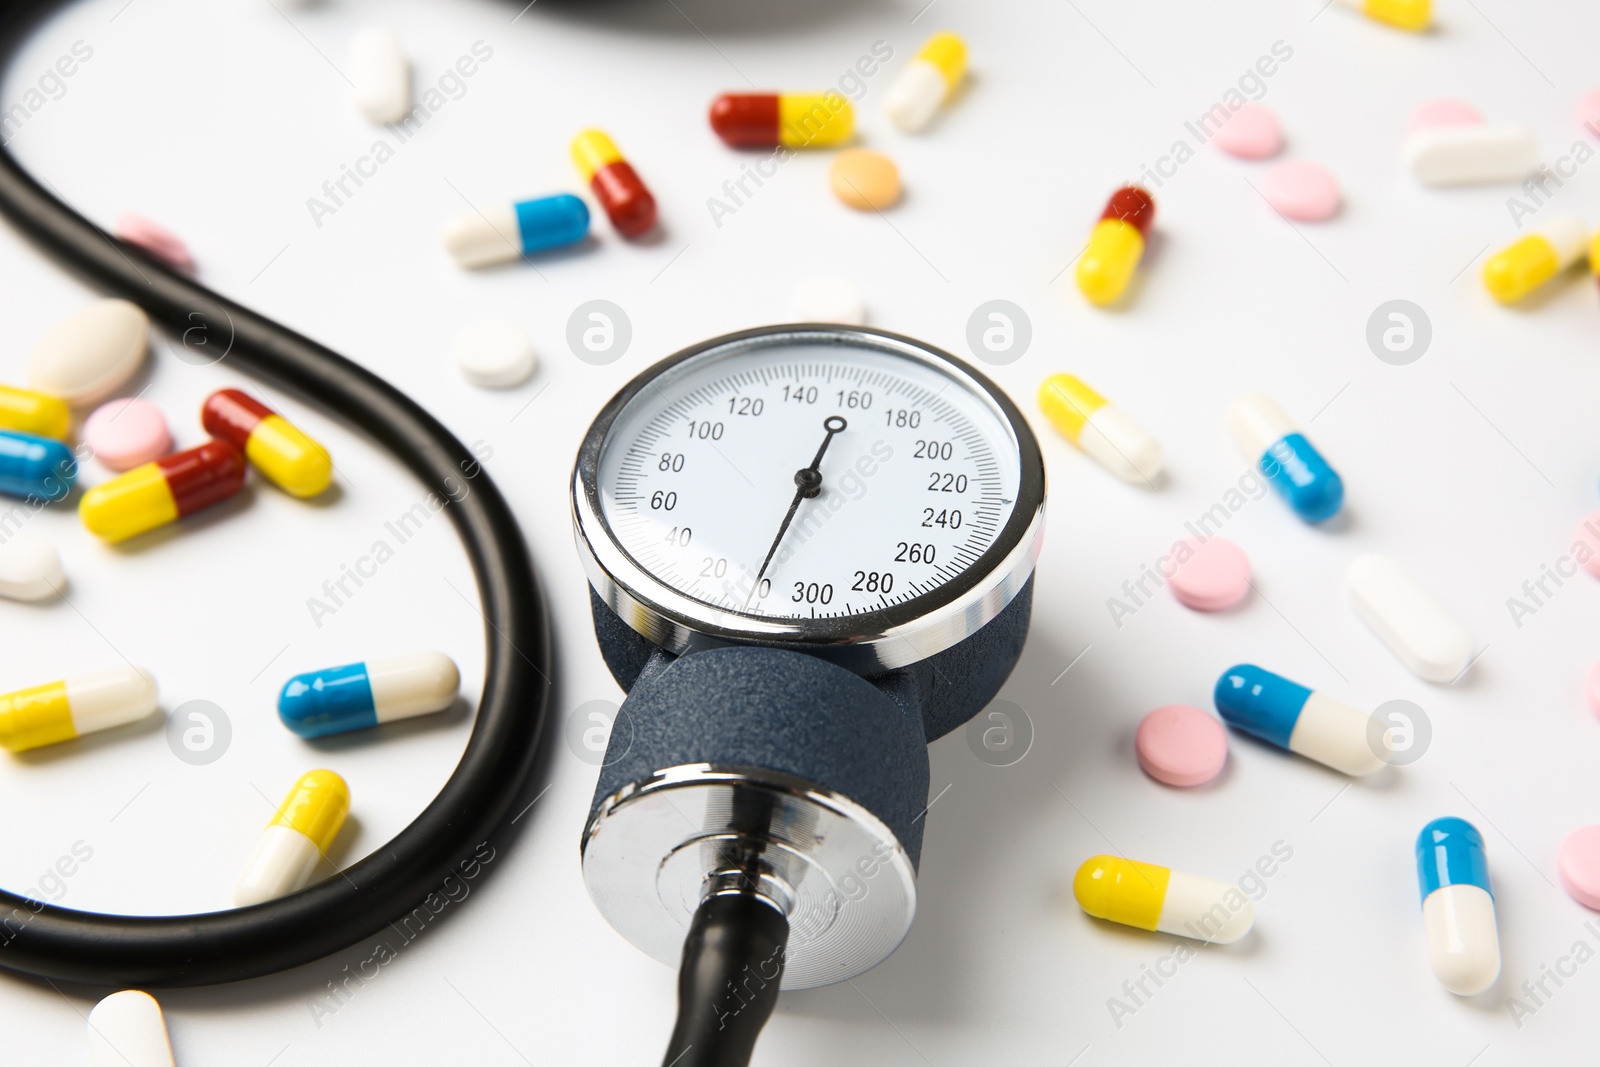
[746, 416, 847, 606]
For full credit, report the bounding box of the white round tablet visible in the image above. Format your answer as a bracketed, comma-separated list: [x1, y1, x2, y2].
[791, 275, 866, 325]
[453, 320, 537, 388]
[0, 531, 64, 601]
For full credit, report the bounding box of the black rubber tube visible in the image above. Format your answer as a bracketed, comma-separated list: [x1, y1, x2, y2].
[664, 894, 788, 1067]
[0, 0, 548, 985]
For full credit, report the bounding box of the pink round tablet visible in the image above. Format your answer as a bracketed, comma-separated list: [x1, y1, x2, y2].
[1407, 98, 1483, 135]
[114, 213, 194, 272]
[1213, 103, 1282, 160]
[1558, 825, 1600, 911]
[1576, 512, 1600, 580]
[84, 398, 171, 471]
[1164, 536, 1251, 611]
[1260, 160, 1340, 222]
[1576, 89, 1600, 136]
[1586, 663, 1600, 717]
[1136, 704, 1228, 787]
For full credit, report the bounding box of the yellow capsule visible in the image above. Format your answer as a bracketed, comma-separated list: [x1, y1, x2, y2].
[1076, 187, 1155, 307]
[235, 770, 350, 906]
[777, 94, 854, 148]
[0, 385, 69, 439]
[202, 389, 331, 498]
[1350, 0, 1430, 31]
[571, 129, 624, 184]
[79, 440, 247, 543]
[271, 769, 350, 851]
[0, 666, 158, 752]
[916, 32, 967, 87]
[1074, 855, 1254, 943]
[1483, 218, 1587, 304]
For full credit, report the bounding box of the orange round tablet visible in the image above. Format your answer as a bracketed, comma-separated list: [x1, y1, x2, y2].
[829, 149, 901, 210]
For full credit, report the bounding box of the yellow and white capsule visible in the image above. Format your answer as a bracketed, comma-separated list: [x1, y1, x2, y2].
[1338, 0, 1430, 31]
[234, 770, 350, 906]
[1074, 855, 1254, 943]
[0, 666, 158, 752]
[0, 384, 69, 439]
[884, 32, 967, 132]
[1483, 217, 1587, 304]
[1038, 374, 1162, 485]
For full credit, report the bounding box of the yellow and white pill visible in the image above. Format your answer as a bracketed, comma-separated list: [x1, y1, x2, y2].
[884, 32, 966, 132]
[0, 666, 158, 752]
[234, 770, 350, 906]
[1074, 854, 1254, 944]
[1038, 374, 1162, 485]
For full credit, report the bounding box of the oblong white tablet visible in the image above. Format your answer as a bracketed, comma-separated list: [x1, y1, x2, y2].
[89, 990, 175, 1067]
[0, 531, 64, 601]
[28, 299, 149, 406]
[1404, 124, 1538, 187]
[350, 27, 411, 125]
[1346, 554, 1472, 683]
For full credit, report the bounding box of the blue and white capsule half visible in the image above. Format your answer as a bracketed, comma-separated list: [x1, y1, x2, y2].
[1227, 394, 1343, 523]
[1417, 817, 1500, 996]
[443, 193, 591, 269]
[1214, 664, 1386, 777]
[0, 430, 75, 501]
[278, 652, 460, 738]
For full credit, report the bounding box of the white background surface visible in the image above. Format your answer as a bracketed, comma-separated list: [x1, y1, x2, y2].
[1, 0, 1598, 1062]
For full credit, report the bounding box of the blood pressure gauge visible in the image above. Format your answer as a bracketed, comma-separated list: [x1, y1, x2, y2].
[571, 326, 1045, 1017]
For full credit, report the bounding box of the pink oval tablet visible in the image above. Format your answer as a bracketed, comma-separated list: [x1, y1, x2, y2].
[114, 213, 194, 272]
[1136, 704, 1228, 787]
[1213, 103, 1282, 159]
[1407, 98, 1484, 135]
[1260, 160, 1340, 222]
[84, 398, 171, 471]
[1558, 825, 1600, 911]
[1165, 536, 1251, 611]
[1587, 662, 1600, 717]
[1576, 512, 1600, 580]
[1577, 89, 1600, 136]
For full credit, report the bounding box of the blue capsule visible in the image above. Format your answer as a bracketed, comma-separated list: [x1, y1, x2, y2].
[278, 652, 459, 738]
[443, 193, 591, 268]
[1416, 817, 1500, 995]
[1214, 664, 1385, 777]
[1227, 395, 1343, 523]
[0, 430, 75, 501]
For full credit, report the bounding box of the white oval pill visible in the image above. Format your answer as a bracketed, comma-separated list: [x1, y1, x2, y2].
[0, 532, 63, 601]
[453, 320, 537, 388]
[351, 27, 411, 125]
[89, 990, 175, 1067]
[28, 299, 149, 406]
[792, 275, 866, 324]
[1404, 124, 1538, 187]
[1346, 554, 1472, 683]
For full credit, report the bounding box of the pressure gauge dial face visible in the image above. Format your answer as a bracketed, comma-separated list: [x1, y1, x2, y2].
[573, 327, 1045, 669]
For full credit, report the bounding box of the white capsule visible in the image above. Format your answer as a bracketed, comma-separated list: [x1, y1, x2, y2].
[89, 990, 175, 1067]
[1346, 554, 1472, 683]
[1424, 884, 1501, 995]
[28, 299, 149, 407]
[0, 531, 63, 601]
[1404, 123, 1539, 186]
[350, 27, 411, 124]
[67, 666, 160, 735]
[1079, 406, 1162, 485]
[443, 204, 521, 269]
[1226, 393, 1297, 461]
[1160, 868, 1255, 943]
[1289, 691, 1387, 777]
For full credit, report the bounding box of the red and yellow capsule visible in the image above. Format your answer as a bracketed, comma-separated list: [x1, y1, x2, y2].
[571, 129, 657, 238]
[709, 92, 853, 149]
[0, 384, 69, 439]
[79, 439, 247, 543]
[1076, 186, 1156, 307]
[202, 389, 332, 498]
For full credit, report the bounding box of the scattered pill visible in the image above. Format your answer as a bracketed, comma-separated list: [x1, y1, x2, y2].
[113, 213, 194, 272]
[829, 149, 902, 210]
[88, 990, 175, 1067]
[234, 770, 350, 906]
[1576, 512, 1600, 579]
[1260, 160, 1340, 221]
[1404, 121, 1537, 187]
[1136, 705, 1228, 787]
[1076, 186, 1155, 306]
[453, 320, 537, 388]
[1346, 554, 1472, 683]
[1074, 855, 1253, 943]
[1339, 0, 1430, 31]
[884, 31, 966, 133]
[1212, 102, 1282, 159]
[791, 275, 866, 325]
[571, 129, 657, 238]
[0, 384, 69, 439]
[442, 193, 590, 269]
[84, 398, 171, 472]
[1587, 662, 1600, 716]
[1215, 664, 1386, 777]
[0, 430, 76, 501]
[708, 92, 853, 148]
[28, 299, 149, 407]
[202, 389, 331, 498]
[1406, 99, 1482, 135]
[1165, 537, 1251, 611]
[1037, 373, 1162, 485]
[350, 27, 410, 124]
[278, 652, 460, 738]
[80, 439, 247, 543]
[1558, 825, 1600, 910]
[0, 532, 63, 601]
[1483, 217, 1587, 304]
[1227, 394, 1343, 523]
[1417, 817, 1500, 995]
[0, 665, 157, 753]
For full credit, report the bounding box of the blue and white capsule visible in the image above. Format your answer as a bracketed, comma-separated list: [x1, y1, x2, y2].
[1214, 664, 1386, 777]
[1227, 394, 1343, 523]
[278, 652, 460, 738]
[0, 430, 75, 501]
[1417, 817, 1500, 995]
[443, 193, 591, 268]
